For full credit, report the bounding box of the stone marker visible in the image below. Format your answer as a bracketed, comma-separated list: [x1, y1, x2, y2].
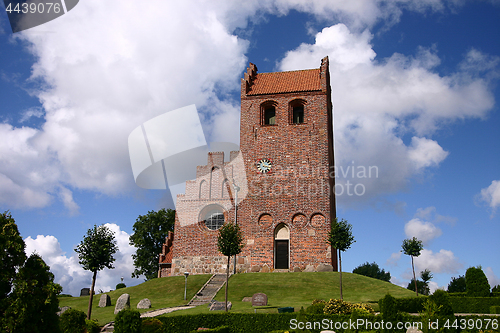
[57, 306, 71, 316]
[250, 265, 261, 272]
[114, 293, 130, 314]
[80, 288, 90, 296]
[137, 298, 152, 309]
[252, 293, 268, 306]
[98, 294, 111, 307]
[241, 297, 252, 302]
[303, 264, 315, 272]
[260, 264, 270, 273]
[210, 301, 231, 311]
[316, 264, 333, 272]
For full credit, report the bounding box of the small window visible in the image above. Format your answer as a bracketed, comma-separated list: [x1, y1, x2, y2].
[204, 209, 225, 230]
[264, 107, 276, 125]
[292, 106, 304, 124]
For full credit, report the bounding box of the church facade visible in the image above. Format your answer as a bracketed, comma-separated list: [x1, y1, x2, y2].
[159, 57, 337, 277]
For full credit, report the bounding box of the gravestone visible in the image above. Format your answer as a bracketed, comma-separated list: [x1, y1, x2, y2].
[316, 264, 333, 272]
[137, 298, 152, 309]
[80, 288, 90, 296]
[252, 293, 268, 306]
[98, 294, 111, 307]
[210, 301, 231, 311]
[114, 293, 130, 314]
[241, 297, 252, 302]
[57, 306, 71, 316]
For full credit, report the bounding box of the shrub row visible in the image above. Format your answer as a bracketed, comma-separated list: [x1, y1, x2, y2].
[449, 297, 500, 314]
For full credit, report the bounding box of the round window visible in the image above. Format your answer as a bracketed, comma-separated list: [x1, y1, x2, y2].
[204, 209, 225, 230]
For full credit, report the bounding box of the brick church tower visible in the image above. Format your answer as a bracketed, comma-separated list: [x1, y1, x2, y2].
[159, 57, 337, 277]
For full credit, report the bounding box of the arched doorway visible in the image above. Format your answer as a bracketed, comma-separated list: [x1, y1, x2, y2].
[274, 223, 289, 269]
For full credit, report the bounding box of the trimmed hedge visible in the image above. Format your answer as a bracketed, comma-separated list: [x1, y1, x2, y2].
[156, 313, 500, 333]
[59, 308, 86, 333]
[449, 297, 500, 314]
[156, 313, 429, 333]
[491, 306, 500, 314]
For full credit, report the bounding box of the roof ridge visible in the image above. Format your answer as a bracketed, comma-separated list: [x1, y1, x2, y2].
[256, 68, 319, 75]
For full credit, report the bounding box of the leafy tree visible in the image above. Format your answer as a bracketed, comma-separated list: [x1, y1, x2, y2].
[447, 275, 466, 293]
[75, 225, 118, 320]
[0, 211, 26, 320]
[217, 222, 244, 312]
[7, 253, 62, 333]
[1, 212, 62, 333]
[326, 218, 355, 300]
[60, 309, 86, 333]
[402, 237, 423, 296]
[407, 278, 429, 296]
[352, 262, 391, 282]
[493, 285, 500, 293]
[465, 266, 490, 297]
[129, 208, 175, 280]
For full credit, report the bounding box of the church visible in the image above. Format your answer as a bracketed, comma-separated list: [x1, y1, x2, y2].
[158, 56, 337, 276]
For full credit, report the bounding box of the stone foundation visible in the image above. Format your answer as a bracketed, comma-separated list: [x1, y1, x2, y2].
[170, 255, 251, 276]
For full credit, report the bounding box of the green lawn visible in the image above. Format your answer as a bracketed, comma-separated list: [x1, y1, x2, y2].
[59, 272, 416, 325]
[161, 272, 416, 316]
[58, 274, 211, 325]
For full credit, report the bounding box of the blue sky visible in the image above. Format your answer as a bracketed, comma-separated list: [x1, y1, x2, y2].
[0, 0, 499, 296]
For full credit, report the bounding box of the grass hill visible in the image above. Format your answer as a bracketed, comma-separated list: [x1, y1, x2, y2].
[59, 272, 416, 324]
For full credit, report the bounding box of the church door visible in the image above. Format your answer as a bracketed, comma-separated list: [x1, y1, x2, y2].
[274, 224, 290, 269]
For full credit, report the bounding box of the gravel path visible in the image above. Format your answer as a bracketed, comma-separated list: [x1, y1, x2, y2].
[140, 305, 195, 318]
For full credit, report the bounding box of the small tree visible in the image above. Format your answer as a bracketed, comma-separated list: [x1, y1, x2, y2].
[407, 269, 432, 296]
[402, 237, 423, 296]
[465, 266, 490, 297]
[447, 275, 466, 293]
[326, 218, 355, 300]
[129, 208, 175, 280]
[217, 222, 244, 312]
[75, 225, 118, 320]
[352, 261, 391, 282]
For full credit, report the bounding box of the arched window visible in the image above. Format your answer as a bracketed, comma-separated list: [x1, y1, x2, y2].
[261, 101, 278, 125]
[289, 99, 306, 124]
[199, 205, 225, 230]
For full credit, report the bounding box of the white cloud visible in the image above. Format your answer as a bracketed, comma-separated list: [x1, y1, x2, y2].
[0, 1, 496, 213]
[478, 180, 500, 216]
[414, 206, 457, 225]
[24, 223, 140, 296]
[484, 267, 500, 289]
[278, 23, 494, 207]
[404, 218, 442, 245]
[414, 249, 462, 274]
[387, 251, 402, 266]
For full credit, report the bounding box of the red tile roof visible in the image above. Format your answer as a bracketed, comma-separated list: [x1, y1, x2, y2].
[247, 68, 321, 95]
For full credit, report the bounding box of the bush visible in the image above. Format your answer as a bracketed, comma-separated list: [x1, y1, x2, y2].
[380, 294, 397, 321]
[114, 309, 142, 333]
[59, 308, 86, 333]
[429, 289, 454, 316]
[449, 297, 500, 313]
[465, 266, 490, 297]
[142, 318, 163, 333]
[86, 319, 101, 333]
[323, 299, 353, 314]
[116, 282, 127, 289]
[352, 262, 391, 282]
[491, 305, 500, 314]
[306, 300, 326, 314]
[448, 275, 466, 292]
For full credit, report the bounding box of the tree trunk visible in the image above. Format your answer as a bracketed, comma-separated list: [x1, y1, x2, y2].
[87, 270, 97, 320]
[411, 255, 418, 296]
[225, 255, 230, 312]
[339, 250, 343, 300]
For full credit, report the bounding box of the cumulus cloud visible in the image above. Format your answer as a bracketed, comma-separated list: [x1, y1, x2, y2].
[484, 267, 500, 289]
[24, 223, 139, 296]
[404, 218, 442, 245]
[414, 249, 462, 274]
[0, 0, 496, 213]
[414, 206, 457, 225]
[387, 251, 402, 266]
[478, 180, 500, 216]
[278, 23, 494, 206]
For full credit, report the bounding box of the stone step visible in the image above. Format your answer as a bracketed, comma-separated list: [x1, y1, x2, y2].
[187, 274, 229, 306]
